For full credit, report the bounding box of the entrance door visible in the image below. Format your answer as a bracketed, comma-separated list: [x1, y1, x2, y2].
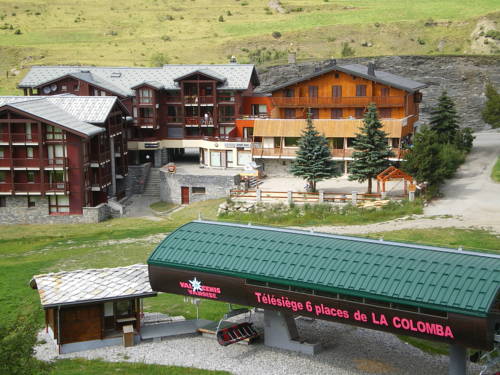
[181, 186, 189, 204]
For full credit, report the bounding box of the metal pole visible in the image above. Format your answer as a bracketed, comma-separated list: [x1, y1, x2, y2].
[449, 344, 467, 375]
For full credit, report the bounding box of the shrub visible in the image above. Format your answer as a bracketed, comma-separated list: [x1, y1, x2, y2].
[14, 28, 21, 34]
[218, 15, 224, 22]
[272, 31, 282, 39]
[417, 38, 426, 45]
[227, 10, 232, 16]
[341, 42, 355, 57]
[485, 30, 500, 40]
[327, 36, 336, 42]
[160, 35, 171, 41]
[438, 143, 465, 179]
[150, 52, 169, 67]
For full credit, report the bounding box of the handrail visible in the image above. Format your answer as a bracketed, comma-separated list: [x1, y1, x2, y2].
[271, 96, 405, 107]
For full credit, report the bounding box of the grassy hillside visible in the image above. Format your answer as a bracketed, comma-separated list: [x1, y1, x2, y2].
[0, 0, 499, 94]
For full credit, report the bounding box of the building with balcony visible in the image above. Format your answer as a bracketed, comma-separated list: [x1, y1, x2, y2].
[18, 61, 426, 173]
[0, 95, 128, 223]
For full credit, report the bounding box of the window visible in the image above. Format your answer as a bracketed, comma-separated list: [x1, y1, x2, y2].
[115, 300, 132, 316]
[0, 171, 5, 182]
[100, 90, 106, 96]
[308, 86, 318, 98]
[27, 196, 36, 208]
[243, 127, 253, 138]
[381, 87, 390, 96]
[332, 85, 342, 98]
[192, 187, 206, 194]
[334, 73, 340, 78]
[0, 197, 5, 207]
[219, 105, 235, 122]
[354, 108, 365, 119]
[139, 88, 153, 104]
[210, 151, 222, 167]
[251, 104, 267, 116]
[61, 85, 67, 92]
[226, 150, 233, 163]
[46, 125, 63, 140]
[284, 88, 294, 98]
[356, 85, 367, 97]
[284, 108, 296, 119]
[331, 108, 343, 119]
[347, 138, 356, 147]
[0, 147, 4, 158]
[391, 138, 400, 148]
[284, 137, 299, 147]
[48, 195, 70, 214]
[74, 84, 80, 91]
[379, 108, 392, 118]
[27, 171, 35, 183]
[26, 147, 34, 159]
[309, 108, 319, 119]
[274, 137, 281, 148]
[237, 151, 252, 165]
[331, 138, 344, 149]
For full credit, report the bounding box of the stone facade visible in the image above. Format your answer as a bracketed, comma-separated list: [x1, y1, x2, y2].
[256, 159, 293, 177]
[126, 162, 152, 195]
[0, 196, 110, 224]
[257, 56, 500, 130]
[159, 169, 240, 204]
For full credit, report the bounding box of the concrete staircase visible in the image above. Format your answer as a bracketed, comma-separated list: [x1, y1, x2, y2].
[143, 168, 161, 198]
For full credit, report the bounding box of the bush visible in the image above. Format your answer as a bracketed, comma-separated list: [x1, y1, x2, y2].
[272, 31, 282, 39]
[438, 144, 465, 179]
[14, 28, 21, 34]
[150, 52, 169, 67]
[454, 127, 474, 152]
[226, 10, 232, 16]
[341, 42, 355, 57]
[160, 35, 171, 41]
[218, 15, 224, 22]
[0, 313, 47, 375]
[485, 30, 500, 40]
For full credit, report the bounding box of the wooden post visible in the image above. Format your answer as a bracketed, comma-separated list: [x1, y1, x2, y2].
[318, 190, 324, 203]
[287, 190, 293, 205]
[352, 191, 358, 205]
[256, 188, 261, 202]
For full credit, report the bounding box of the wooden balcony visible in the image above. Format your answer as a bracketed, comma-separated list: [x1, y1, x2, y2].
[218, 94, 236, 102]
[219, 116, 236, 124]
[1, 158, 68, 169]
[167, 116, 184, 124]
[0, 132, 9, 143]
[184, 96, 215, 105]
[90, 151, 111, 166]
[270, 96, 405, 108]
[0, 183, 12, 193]
[13, 183, 43, 193]
[185, 117, 215, 127]
[252, 146, 407, 160]
[134, 117, 155, 128]
[44, 182, 69, 192]
[10, 133, 40, 144]
[166, 95, 182, 103]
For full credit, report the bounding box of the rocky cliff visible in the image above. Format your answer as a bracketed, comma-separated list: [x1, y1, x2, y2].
[257, 56, 500, 130]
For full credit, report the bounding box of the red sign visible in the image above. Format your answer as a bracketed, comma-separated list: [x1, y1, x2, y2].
[179, 277, 221, 299]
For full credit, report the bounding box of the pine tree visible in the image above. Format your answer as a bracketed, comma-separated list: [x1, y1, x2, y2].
[348, 104, 394, 193]
[429, 91, 460, 143]
[290, 113, 341, 192]
[482, 84, 500, 129]
[402, 126, 445, 190]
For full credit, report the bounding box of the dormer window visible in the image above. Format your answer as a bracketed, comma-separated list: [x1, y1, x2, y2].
[139, 88, 153, 104]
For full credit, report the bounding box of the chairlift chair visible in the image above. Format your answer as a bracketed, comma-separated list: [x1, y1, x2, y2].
[215, 306, 259, 346]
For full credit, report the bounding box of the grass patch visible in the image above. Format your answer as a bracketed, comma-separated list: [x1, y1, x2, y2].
[49, 359, 229, 375]
[150, 201, 177, 212]
[491, 157, 500, 182]
[219, 200, 423, 226]
[397, 335, 449, 356]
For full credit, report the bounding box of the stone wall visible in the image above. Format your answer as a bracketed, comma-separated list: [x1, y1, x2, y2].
[126, 162, 152, 195]
[256, 159, 293, 177]
[257, 56, 500, 130]
[160, 169, 240, 204]
[0, 196, 110, 224]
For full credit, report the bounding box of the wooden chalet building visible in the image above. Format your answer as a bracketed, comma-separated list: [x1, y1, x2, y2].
[0, 95, 128, 223]
[18, 61, 426, 173]
[30, 264, 156, 353]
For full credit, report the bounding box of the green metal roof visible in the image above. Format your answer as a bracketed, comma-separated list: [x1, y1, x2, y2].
[148, 221, 500, 317]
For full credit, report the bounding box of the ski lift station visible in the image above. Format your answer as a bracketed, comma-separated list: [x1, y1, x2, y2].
[32, 221, 500, 375]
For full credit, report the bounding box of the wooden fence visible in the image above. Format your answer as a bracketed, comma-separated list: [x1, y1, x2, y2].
[229, 189, 408, 204]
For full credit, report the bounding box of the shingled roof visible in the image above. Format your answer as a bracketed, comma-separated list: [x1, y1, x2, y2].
[19, 64, 259, 96]
[148, 221, 500, 317]
[263, 63, 427, 93]
[0, 95, 121, 137]
[30, 264, 156, 308]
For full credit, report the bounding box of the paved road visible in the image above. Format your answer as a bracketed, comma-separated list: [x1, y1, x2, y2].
[424, 131, 500, 228]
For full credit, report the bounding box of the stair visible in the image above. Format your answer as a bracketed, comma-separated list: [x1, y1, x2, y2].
[143, 168, 161, 197]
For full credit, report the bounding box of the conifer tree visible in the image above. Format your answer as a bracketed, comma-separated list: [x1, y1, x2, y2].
[290, 112, 341, 192]
[482, 84, 500, 129]
[429, 91, 460, 143]
[348, 104, 394, 193]
[402, 126, 444, 189]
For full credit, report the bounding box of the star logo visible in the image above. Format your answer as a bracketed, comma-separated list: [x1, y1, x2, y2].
[189, 277, 202, 292]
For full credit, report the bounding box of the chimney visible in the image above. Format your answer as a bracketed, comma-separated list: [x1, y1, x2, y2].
[367, 62, 375, 76]
[229, 55, 237, 64]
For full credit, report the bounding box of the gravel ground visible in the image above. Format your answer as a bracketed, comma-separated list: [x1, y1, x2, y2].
[35, 312, 481, 375]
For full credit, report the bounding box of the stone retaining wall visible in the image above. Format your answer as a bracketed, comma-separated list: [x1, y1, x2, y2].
[0, 196, 111, 224]
[127, 162, 152, 195]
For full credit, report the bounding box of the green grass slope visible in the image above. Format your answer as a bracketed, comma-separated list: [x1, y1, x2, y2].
[0, 0, 499, 94]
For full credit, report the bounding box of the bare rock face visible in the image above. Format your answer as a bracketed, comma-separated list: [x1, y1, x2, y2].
[256, 56, 500, 130]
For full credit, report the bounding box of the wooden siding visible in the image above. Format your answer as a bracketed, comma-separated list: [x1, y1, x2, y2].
[60, 304, 102, 344]
[253, 118, 407, 138]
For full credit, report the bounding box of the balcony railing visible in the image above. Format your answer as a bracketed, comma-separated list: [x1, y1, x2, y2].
[251, 146, 407, 160]
[238, 114, 270, 120]
[0, 133, 9, 142]
[166, 96, 182, 103]
[10, 133, 40, 143]
[109, 123, 123, 135]
[90, 150, 111, 165]
[134, 117, 155, 127]
[167, 116, 184, 124]
[0, 183, 12, 192]
[218, 94, 235, 102]
[219, 116, 236, 123]
[185, 117, 215, 126]
[184, 96, 215, 104]
[13, 183, 43, 192]
[0, 158, 68, 168]
[44, 182, 69, 192]
[271, 96, 405, 108]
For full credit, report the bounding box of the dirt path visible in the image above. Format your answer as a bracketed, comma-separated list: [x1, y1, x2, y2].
[302, 130, 500, 235]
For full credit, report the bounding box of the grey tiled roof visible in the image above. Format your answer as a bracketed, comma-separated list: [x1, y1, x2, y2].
[173, 68, 227, 82]
[19, 64, 257, 96]
[30, 264, 156, 308]
[264, 63, 427, 93]
[0, 95, 120, 136]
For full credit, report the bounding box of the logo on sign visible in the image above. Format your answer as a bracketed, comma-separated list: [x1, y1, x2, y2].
[179, 277, 221, 299]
